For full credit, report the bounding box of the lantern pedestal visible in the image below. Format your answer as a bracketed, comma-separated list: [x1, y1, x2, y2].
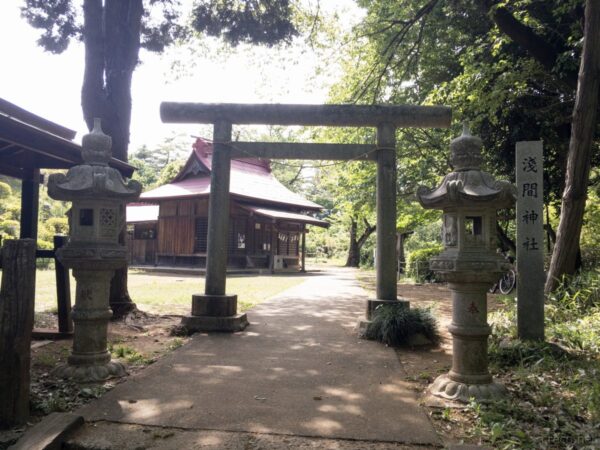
[52, 268, 127, 382]
[428, 280, 506, 402]
[181, 294, 248, 332]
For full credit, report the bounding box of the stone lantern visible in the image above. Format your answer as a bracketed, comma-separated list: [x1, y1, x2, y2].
[416, 124, 516, 402]
[48, 119, 142, 382]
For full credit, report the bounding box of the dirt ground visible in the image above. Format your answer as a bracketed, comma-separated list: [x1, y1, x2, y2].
[1, 280, 502, 449]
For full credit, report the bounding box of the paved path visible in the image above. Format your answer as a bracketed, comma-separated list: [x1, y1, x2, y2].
[77, 268, 440, 447]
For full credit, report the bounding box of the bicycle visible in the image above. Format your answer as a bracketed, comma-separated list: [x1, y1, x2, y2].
[489, 254, 516, 295]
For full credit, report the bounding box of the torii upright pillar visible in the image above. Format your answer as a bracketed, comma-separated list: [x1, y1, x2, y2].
[181, 120, 249, 332]
[366, 123, 409, 320]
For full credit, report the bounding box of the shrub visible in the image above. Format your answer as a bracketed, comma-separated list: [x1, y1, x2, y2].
[46, 217, 69, 235]
[0, 181, 12, 199]
[363, 304, 440, 346]
[406, 245, 443, 283]
[0, 219, 20, 238]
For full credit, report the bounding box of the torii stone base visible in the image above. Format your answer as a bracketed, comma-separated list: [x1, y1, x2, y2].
[181, 294, 248, 332]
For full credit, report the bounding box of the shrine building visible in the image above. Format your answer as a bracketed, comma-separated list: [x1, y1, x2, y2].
[126, 138, 328, 271]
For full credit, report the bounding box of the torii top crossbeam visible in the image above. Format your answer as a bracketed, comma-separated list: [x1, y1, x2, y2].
[160, 102, 451, 128]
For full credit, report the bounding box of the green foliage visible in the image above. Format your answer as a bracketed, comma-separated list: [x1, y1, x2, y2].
[477, 269, 600, 448]
[109, 344, 154, 366]
[45, 217, 68, 235]
[406, 245, 443, 283]
[130, 136, 191, 190]
[192, 0, 298, 46]
[332, 0, 596, 211]
[404, 220, 442, 254]
[0, 219, 20, 238]
[156, 160, 185, 187]
[0, 181, 12, 199]
[581, 180, 600, 268]
[363, 304, 440, 347]
[21, 0, 185, 54]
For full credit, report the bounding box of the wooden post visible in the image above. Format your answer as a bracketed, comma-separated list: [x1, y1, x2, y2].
[301, 225, 306, 273]
[20, 168, 40, 240]
[205, 120, 232, 296]
[54, 235, 73, 334]
[0, 239, 36, 428]
[270, 223, 277, 274]
[376, 123, 398, 301]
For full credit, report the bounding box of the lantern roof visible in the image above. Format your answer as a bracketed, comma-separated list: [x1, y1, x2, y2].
[417, 124, 516, 209]
[48, 119, 141, 201]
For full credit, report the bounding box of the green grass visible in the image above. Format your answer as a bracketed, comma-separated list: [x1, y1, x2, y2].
[33, 269, 309, 315]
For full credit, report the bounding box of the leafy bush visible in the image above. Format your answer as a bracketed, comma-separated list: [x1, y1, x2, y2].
[45, 217, 69, 235]
[404, 219, 442, 254]
[363, 304, 440, 346]
[0, 181, 12, 199]
[0, 219, 20, 238]
[406, 245, 443, 283]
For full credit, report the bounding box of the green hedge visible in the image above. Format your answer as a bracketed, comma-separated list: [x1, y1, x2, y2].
[406, 245, 443, 283]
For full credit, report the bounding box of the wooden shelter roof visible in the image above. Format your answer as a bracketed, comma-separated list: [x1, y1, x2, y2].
[141, 138, 323, 211]
[0, 98, 135, 179]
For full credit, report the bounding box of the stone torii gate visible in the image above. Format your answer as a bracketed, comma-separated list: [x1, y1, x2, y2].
[160, 103, 451, 332]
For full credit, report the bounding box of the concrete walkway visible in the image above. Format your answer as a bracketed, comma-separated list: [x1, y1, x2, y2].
[76, 268, 440, 447]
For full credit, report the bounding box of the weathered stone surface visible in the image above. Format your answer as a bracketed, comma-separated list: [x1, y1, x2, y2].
[48, 119, 141, 383]
[191, 294, 238, 316]
[365, 298, 409, 321]
[515, 140, 545, 341]
[417, 124, 516, 403]
[181, 313, 249, 332]
[160, 102, 452, 128]
[429, 374, 507, 403]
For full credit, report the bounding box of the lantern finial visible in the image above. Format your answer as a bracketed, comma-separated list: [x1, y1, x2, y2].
[81, 118, 112, 166]
[450, 122, 483, 171]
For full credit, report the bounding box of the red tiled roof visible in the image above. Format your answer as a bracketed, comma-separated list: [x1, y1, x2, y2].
[141, 138, 322, 210]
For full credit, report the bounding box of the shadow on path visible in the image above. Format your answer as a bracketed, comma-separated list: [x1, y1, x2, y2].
[77, 267, 440, 446]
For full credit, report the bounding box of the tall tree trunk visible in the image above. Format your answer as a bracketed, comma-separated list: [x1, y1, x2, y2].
[345, 219, 359, 267]
[345, 217, 376, 267]
[81, 0, 143, 316]
[545, 0, 600, 293]
[396, 231, 413, 274]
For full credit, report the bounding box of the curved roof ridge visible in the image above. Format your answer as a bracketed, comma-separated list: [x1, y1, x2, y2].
[141, 138, 322, 210]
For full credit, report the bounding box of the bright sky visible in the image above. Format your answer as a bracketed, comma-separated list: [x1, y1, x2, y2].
[0, 1, 363, 153]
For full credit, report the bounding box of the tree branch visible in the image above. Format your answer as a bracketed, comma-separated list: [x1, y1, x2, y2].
[477, 0, 577, 88]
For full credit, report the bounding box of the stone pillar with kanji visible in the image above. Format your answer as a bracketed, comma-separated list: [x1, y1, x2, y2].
[48, 119, 142, 382]
[417, 124, 516, 402]
[516, 141, 545, 341]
